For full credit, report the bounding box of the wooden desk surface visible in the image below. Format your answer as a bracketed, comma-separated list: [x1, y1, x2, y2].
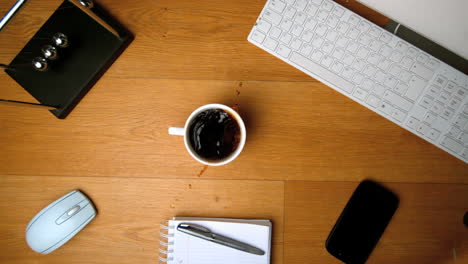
[0, 0, 466, 263]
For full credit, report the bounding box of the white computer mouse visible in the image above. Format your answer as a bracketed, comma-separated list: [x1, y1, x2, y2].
[25, 190, 97, 254]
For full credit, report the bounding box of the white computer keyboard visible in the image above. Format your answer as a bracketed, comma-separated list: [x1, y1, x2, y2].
[248, 0, 468, 163]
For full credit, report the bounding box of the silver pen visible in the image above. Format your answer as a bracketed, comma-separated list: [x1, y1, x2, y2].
[177, 223, 265, 256]
[0, 0, 27, 31]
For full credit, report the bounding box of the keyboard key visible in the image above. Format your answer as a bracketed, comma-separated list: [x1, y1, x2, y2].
[317, 9, 329, 21]
[410, 63, 434, 80]
[280, 32, 292, 44]
[291, 38, 303, 50]
[357, 33, 372, 46]
[406, 47, 418, 58]
[326, 30, 339, 42]
[295, 12, 307, 25]
[426, 59, 440, 70]
[379, 101, 394, 115]
[392, 108, 407, 122]
[367, 52, 382, 65]
[284, 6, 296, 18]
[332, 5, 345, 17]
[304, 17, 318, 30]
[321, 54, 334, 68]
[447, 126, 461, 138]
[374, 70, 386, 83]
[290, 52, 355, 93]
[384, 75, 398, 88]
[357, 20, 370, 32]
[390, 50, 403, 63]
[353, 87, 368, 101]
[326, 15, 340, 28]
[383, 90, 413, 111]
[426, 85, 441, 98]
[356, 47, 370, 59]
[352, 73, 365, 84]
[346, 41, 359, 53]
[441, 108, 455, 120]
[280, 18, 293, 31]
[424, 112, 437, 125]
[294, 0, 308, 11]
[321, 0, 334, 11]
[419, 96, 433, 109]
[269, 0, 286, 13]
[400, 57, 414, 69]
[332, 47, 345, 60]
[270, 27, 282, 38]
[322, 41, 334, 54]
[434, 75, 448, 87]
[363, 65, 377, 77]
[416, 122, 430, 135]
[395, 41, 408, 53]
[406, 76, 427, 101]
[277, 44, 292, 58]
[398, 70, 412, 83]
[417, 53, 428, 64]
[342, 52, 355, 65]
[315, 23, 328, 36]
[311, 50, 324, 62]
[455, 87, 467, 99]
[368, 26, 381, 38]
[394, 82, 409, 95]
[389, 65, 402, 76]
[430, 101, 444, 115]
[380, 32, 393, 42]
[292, 24, 304, 36]
[445, 82, 457, 94]
[300, 43, 313, 56]
[372, 84, 386, 97]
[351, 58, 366, 71]
[336, 36, 349, 48]
[311, 0, 323, 5]
[441, 137, 463, 153]
[361, 78, 374, 91]
[264, 37, 278, 50]
[406, 117, 419, 129]
[336, 22, 349, 34]
[331, 61, 344, 74]
[257, 20, 272, 33]
[377, 59, 392, 71]
[348, 15, 360, 26]
[341, 66, 355, 80]
[448, 97, 462, 110]
[369, 40, 383, 52]
[264, 9, 282, 25]
[366, 94, 380, 108]
[454, 115, 468, 128]
[427, 129, 441, 141]
[251, 30, 266, 43]
[301, 29, 314, 42]
[306, 5, 318, 16]
[312, 37, 324, 48]
[380, 45, 392, 57]
[347, 28, 360, 39]
[459, 133, 468, 145]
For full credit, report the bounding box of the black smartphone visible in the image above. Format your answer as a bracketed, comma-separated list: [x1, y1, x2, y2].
[326, 180, 399, 264]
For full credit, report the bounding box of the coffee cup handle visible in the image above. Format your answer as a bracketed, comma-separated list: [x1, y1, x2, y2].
[168, 127, 185, 136]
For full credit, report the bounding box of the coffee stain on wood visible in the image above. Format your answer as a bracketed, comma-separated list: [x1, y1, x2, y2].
[197, 165, 208, 177]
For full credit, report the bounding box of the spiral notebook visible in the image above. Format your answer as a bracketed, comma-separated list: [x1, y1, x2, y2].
[159, 217, 272, 264]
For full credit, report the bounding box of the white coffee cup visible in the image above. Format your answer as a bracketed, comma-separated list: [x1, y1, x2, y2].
[168, 104, 246, 166]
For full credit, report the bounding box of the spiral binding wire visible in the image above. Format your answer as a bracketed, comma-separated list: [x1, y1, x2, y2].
[158, 221, 175, 264]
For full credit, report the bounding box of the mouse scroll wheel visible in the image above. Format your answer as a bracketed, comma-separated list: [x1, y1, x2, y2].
[67, 205, 81, 216]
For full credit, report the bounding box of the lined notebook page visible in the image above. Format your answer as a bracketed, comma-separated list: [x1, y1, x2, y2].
[168, 219, 271, 264]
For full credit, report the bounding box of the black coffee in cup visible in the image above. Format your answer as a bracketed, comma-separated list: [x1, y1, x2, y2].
[188, 109, 241, 160]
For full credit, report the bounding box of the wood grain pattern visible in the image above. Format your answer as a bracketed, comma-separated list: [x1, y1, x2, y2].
[0, 176, 284, 264]
[1, 77, 467, 183]
[284, 181, 468, 264]
[0, 0, 466, 263]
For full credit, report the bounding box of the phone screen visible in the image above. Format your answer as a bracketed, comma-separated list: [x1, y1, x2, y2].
[326, 180, 399, 264]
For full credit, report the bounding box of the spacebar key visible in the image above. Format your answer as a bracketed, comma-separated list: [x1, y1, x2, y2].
[290, 52, 355, 94]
